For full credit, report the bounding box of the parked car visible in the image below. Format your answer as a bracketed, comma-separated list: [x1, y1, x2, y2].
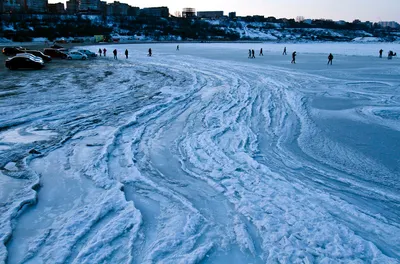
[24, 50, 52, 62]
[67, 51, 88, 60]
[2, 46, 26, 56]
[44, 48, 68, 59]
[50, 44, 68, 51]
[72, 38, 84, 43]
[55, 38, 68, 44]
[5, 56, 44, 70]
[77, 49, 97, 57]
[15, 53, 44, 64]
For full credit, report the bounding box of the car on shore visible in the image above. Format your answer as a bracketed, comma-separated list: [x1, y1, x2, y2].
[44, 48, 68, 59]
[50, 44, 68, 51]
[2, 46, 26, 56]
[5, 56, 45, 70]
[77, 49, 97, 57]
[15, 53, 44, 64]
[24, 50, 52, 62]
[67, 51, 88, 60]
[71, 38, 84, 43]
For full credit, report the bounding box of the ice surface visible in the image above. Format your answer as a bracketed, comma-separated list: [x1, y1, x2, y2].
[0, 128, 57, 144]
[1, 43, 400, 263]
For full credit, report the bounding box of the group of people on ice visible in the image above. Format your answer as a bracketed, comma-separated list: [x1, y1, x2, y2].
[248, 48, 265, 58]
[98, 48, 153, 59]
[248, 49, 256, 58]
[249, 47, 333, 65]
[287, 47, 334, 65]
[246, 46, 397, 65]
[98, 48, 127, 59]
[95, 46, 396, 65]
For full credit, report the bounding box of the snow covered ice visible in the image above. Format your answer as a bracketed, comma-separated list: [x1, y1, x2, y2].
[1, 43, 400, 263]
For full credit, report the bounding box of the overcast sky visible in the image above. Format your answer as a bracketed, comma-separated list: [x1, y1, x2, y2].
[50, 0, 400, 22]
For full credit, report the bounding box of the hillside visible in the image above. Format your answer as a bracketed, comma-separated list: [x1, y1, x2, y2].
[1, 14, 399, 42]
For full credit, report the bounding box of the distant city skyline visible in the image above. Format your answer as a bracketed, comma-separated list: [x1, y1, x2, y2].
[49, 0, 400, 23]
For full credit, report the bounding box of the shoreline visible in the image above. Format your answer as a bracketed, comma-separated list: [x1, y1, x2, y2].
[1, 41, 398, 67]
[2, 39, 399, 49]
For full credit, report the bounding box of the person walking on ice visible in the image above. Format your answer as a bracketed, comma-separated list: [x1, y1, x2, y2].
[291, 51, 297, 64]
[148, 48, 152, 57]
[252, 49, 255, 58]
[248, 49, 252, 58]
[125, 49, 128, 59]
[388, 50, 396, 59]
[283, 47, 287, 55]
[113, 49, 117, 60]
[259, 48, 263, 56]
[103, 48, 107, 57]
[98, 48, 102, 57]
[379, 49, 383, 58]
[177, 45, 179, 51]
[327, 53, 333, 65]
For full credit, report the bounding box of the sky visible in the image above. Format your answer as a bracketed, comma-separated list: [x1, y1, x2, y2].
[50, 0, 400, 23]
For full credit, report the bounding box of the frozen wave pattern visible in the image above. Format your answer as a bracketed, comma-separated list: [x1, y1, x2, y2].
[1, 45, 400, 263]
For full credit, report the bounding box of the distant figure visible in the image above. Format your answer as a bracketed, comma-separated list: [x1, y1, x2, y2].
[388, 50, 396, 60]
[283, 47, 287, 55]
[252, 49, 255, 58]
[379, 49, 383, 58]
[259, 48, 263, 56]
[125, 49, 128, 59]
[291, 51, 296, 64]
[177, 45, 179, 51]
[148, 48, 152, 57]
[98, 48, 102, 57]
[327, 53, 333, 65]
[248, 49, 252, 58]
[113, 49, 117, 60]
[103, 48, 107, 57]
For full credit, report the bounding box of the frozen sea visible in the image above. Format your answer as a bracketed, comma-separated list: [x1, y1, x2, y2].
[1, 42, 400, 263]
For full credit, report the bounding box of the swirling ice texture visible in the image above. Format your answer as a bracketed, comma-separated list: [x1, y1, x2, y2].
[0, 43, 399, 263]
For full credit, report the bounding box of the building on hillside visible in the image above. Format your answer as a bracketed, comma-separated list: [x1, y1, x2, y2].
[127, 6, 139, 16]
[106, 1, 129, 16]
[182, 7, 195, 18]
[140, 6, 169, 18]
[197, 11, 223, 19]
[66, 0, 77, 14]
[48, 2, 65, 13]
[335, 20, 347, 25]
[26, 0, 48, 12]
[228, 12, 236, 19]
[99, 0, 107, 15]
[303, 19, 313, 25]
[252, 15, 264, 21]
[79, 0, 100, 12]
[378, 21, 400, 28]
[2, 0, 23, 12]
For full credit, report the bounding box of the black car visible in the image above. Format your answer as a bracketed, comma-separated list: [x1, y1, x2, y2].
[50, 44, 66, 49]
[2, 46, 26, 56]
[50, 44, 68, 52]
[5, 56, 45, 70]
[25, 50, 52, 62]
[43, 48, 68, 59]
